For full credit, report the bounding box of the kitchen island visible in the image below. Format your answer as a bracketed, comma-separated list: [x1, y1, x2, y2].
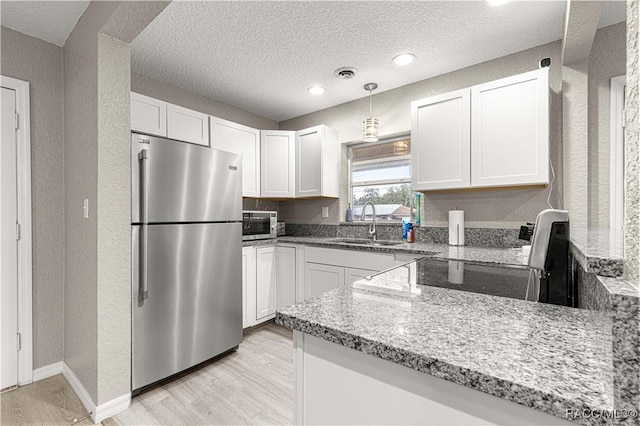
[275, 261, 618, 426]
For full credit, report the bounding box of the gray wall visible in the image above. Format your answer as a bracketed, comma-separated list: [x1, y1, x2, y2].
[588, 22, 627, 228]
[131, 72, 278, 130]
[0, 27, 65, 369]
[279, 41, 564, 228]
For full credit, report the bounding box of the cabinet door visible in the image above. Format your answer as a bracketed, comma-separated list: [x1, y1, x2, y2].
[304, 262, 345, 300]
[242, 246, 256, 329]
[167, 103, 209, 146]
[344, 267, 378, 286]
[296, 126, 323, 197]
[276, 246, 296, 308]
[261, 130, 295, 198]
[211, 117, 261, 197]
[256, 246, 277, 321]
[131, 92, 167, 137]
[471, 68, 549, 187]
[411, 89, 471, 190]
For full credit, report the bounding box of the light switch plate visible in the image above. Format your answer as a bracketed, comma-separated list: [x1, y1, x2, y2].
[321, 207, 329, 218]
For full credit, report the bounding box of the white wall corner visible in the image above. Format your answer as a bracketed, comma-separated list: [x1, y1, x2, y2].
[32, 362, 63, 382]
[61, 362, 131, 424]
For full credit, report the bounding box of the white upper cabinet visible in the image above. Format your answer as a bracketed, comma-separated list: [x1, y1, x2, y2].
[295, 125, 339, 198]
[261, 130, 296, 198]
[410, 68, 549, 191]
[210, 117, 261, 197]
[411, 89, 471, 190]
[131, 92, 167, 137]
[471, 68, 549, 187]
[167, 104, 209, 146]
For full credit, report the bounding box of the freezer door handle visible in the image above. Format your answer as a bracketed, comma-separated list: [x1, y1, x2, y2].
[139, 149, 149, 302]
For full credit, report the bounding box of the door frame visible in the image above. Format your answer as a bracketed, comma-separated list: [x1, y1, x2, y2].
[1, 75, 33, 385]
[609, 75, 626, 230]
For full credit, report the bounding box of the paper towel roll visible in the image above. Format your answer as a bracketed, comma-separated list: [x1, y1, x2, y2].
[448, 210, 465, 246]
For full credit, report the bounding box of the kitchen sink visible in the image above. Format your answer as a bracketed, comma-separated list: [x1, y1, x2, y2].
[329, 238, 405, 246]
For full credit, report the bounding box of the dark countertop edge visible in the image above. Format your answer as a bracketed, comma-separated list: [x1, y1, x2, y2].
[275, 312, 609, 426]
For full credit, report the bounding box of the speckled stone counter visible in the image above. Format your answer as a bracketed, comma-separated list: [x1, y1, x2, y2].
[276, 285, 618, 425]
[570, 228, 625, 278]
[276, 236, 530, 267]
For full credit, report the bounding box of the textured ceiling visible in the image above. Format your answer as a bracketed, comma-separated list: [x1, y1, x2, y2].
[1, 1, 90, 47]
[131, 1, 626, 122]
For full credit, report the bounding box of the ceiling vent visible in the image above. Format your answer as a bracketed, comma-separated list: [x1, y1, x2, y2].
[334, 67, 358, 79]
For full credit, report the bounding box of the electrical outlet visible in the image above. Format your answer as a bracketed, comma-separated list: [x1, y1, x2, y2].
[321, 207, 329, 218]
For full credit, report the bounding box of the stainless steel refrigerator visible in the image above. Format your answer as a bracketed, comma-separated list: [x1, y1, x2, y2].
[131, 133, 242, 391]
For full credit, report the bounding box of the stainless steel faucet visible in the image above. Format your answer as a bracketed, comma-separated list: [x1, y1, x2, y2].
[361, 201, 377, 241]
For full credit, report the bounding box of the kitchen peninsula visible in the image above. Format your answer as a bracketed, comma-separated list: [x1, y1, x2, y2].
[276, 277, 614, 425]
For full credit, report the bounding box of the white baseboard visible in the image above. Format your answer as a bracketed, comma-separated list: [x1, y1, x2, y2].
[94, 393, 131, 423]
[32, 362, 63, 382]
[61, 362, 131, 424]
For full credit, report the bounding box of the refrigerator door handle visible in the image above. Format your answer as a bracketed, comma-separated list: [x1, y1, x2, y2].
[139, 149, 149, 302]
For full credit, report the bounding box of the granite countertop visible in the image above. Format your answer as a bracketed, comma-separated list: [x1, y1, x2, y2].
[275, 236, 530, 268]
[276, 285, 615, 425]
[570, 228, 624, 278]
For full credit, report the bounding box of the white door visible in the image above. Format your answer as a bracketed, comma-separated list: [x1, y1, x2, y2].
[167, 103, 209, 146]
[130, 92, 167, 137]
[344, 267, 378, 286]
[242, 246, 256, 329]
[295, 126, 323, 197]
[255, 246, 276, 320]
[261, 130, 295, 198]
[276, 246, 296, 309]
[210, 117, 261, 197]
[1, 87, 18, 390]
[304, 262, 344, 300]
[470, 68, 549, 187]
[411, 89, 471, 190]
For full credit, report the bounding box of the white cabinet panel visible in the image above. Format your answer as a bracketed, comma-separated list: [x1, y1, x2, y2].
[131, 92, 167, 137]
[211, 117, 261, 197]
[242, 246, 256, 329]
[295, 125, 339, 198]
[276, 246, 296, 309]
[256, 246, 277, 321]
[304, 262, 345, 299]
[471, 69, 549, 187]
[345, 267, 378, 286]
[411, 89, 471, 190]
[167, 104, 209, 146]
[261, 130, 296, 198]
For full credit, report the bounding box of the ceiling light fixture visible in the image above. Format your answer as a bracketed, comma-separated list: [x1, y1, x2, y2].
[307, 86, 325, 95]
[392, 53, 416, 66]
[362, 83, 379, 143]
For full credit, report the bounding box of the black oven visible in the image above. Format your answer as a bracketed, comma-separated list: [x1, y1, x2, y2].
[242, 211, 277, 240]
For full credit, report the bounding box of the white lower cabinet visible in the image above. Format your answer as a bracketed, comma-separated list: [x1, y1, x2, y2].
[242, 246, 257, 329]
[243, 244, 297, 329]
[276, 246, 296, 309]
[344, 267, 378, 286]
[304, 263, 345, 299]
[256, 246, 277, 321]
[302, 247, 395, 300]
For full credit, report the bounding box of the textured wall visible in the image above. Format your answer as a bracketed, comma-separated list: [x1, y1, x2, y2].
[131, 72, 278, 130]
[588, 22, 627, 228]
[95, 33, 131, 405]
[625, 0, 639, 286]
[63, 15, 100, 401]
[279, 41, 563, 227]
[0, 27, 65, 369]
[562, 60, 589, 229]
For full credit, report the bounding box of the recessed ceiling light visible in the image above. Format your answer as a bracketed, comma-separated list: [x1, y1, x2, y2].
[486, 0, 510, 5]
[307, 86, 325, 95]
[392, 53, 416, 66]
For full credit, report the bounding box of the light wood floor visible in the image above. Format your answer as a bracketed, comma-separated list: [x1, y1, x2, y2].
[1, 323, 293, 426]
[0, 374, 92, 425]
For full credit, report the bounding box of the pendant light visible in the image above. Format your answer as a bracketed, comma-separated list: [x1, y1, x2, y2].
[362, 83, 379, 142]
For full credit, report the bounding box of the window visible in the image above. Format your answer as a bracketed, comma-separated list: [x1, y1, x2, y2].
[349, 137, 412, 221]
